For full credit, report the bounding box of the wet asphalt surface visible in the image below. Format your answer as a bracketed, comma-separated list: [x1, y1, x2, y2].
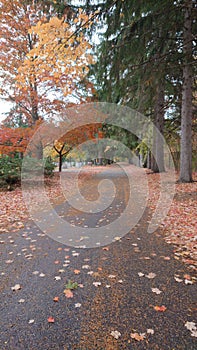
[0, 167, 196, 350]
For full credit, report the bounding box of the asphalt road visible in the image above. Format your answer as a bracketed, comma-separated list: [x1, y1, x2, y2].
[0, 166, 196, 350]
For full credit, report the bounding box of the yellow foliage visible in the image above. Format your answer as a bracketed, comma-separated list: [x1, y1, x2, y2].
[15, 10, 94, 98]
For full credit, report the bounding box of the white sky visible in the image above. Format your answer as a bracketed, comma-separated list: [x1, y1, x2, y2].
[0, 101, 12, 123]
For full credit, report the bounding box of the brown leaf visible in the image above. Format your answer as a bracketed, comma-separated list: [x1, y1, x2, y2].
[130, 333, 145, 341]
[63, 289, 73, 298]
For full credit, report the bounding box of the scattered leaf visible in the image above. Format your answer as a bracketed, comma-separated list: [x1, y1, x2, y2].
[18, 299, 25, 303]
[65, 280, 78, 290]
[146, 272, 156, 279]
[174, 277, 183, 283]
[82, 265, 90, 269]
[185, 321, 196, 332]
[28, 319, 35, 324]
[53, 297, 59, 302]
[48, 316, 55, 323]
[111, 330, 121, 339]
[11, 284, 21, 291]
[185, 279, 193, 285]
[154, 305, 167, 312]
[130, 332, 145, 341]
[93, 282, 101, 287]
[39, 273, 45, 277]
[151, 288, 162, 295]
[75, 303, 81, 308]
[63, 289, 74, 298]
[54, 276, 61, 281]
[138, 272, 144, 277]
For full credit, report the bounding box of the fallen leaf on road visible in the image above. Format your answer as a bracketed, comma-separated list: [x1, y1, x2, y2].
[130, 332, 145, 341]
[138, 272, 144, 277]
[111, 330, 121, 339]
[185, 321, 197, 337]
[39, 273, 45, 277]
[151, 288, 162, 295]
[185, 279, 193, 285]
[53, 297, 59, 302]
[54, 276, 61, 281]
[146, 273, 156, 279]
[75, 303, 81, 308]
[28, 319, 35, 324]
[11, 284, 21, 291]
[174, 276, 183, 282]
[93, 282, 101, 287]
[64, 289, 74, 298]
[147, 329, 154, 335]
[82, 265, 90, 269]
[185, 321, 196, 332]
[154, 305, 167, 312]
[74, 269, 80, 275]
[48, 317, 55, 323]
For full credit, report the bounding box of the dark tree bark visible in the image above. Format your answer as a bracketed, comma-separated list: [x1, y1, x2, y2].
[179, 0, 193, 182]
[151, 81, 165, 173]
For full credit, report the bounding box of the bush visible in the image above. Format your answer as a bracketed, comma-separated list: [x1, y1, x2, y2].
[44, 157, 56, 176]
[0, 156, 55, 190]
[22, 156, 55, 177]
[0, 157, 22, 189]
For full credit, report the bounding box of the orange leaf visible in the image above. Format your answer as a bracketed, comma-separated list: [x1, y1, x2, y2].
[53, 296, 59, 302]
[74, 269, 80, 275]
[154, 305, 167, 312]
[48, 316, 55, 323]
[130, 333, 145, 341]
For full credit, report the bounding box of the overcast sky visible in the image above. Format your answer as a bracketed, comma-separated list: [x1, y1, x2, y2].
[0, 101, 12, 123]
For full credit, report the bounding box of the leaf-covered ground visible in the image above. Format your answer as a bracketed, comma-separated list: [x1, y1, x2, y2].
[0, 166, 196, 350]
[0, 167, 196, 269]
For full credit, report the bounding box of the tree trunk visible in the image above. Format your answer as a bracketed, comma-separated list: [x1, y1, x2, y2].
[151, 81, 165, 173]
[35, 139, 43, 159]
[59, 153, 62, 172]
[179, 0, 193, 182]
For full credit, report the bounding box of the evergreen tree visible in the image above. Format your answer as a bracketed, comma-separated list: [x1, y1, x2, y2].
[81, 0, 196, 178]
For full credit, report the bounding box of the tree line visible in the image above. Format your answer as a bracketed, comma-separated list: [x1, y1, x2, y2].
[0, 0, 196, 183]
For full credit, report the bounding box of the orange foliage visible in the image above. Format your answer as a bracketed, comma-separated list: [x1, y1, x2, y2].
[0, 0, 94, 125]
[0, 126, 34, 156]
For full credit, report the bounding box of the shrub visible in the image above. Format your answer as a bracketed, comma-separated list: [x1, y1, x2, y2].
[0, 156, 22, 189]
[0, 156, 55, 190]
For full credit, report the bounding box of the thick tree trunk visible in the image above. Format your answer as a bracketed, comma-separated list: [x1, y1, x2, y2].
[151, 81, 165, 173]
[179, 1, 193, 182]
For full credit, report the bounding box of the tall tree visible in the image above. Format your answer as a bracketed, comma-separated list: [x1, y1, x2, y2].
[0, 0, 93, 125]
[179, 0, 194, 182]
[82, 0, 196, 177]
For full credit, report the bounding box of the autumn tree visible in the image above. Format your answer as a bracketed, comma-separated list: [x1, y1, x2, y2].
[0, 125, 34, 156]
[52, 122, 103, 172]
[0, 0, 94, 126]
